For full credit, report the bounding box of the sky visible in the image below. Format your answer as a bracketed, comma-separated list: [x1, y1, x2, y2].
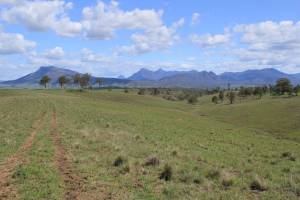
[0, 0, 300, 80]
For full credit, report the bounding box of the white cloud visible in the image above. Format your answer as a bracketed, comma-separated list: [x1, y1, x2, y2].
[190, 32, 230, 48]
[81, 1, 164, 39]
[1, 0, 82, 36]
[0, 28, 36, 54]
[81, 48, 112, 63]
[191, 12, 200, 26]
[117, 18, 184, 55]
[43, 47, 64, 59]
[0, 0, 17, 5]
[232, 21, 300, 68]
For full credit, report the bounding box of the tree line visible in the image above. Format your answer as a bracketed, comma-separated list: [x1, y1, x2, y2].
[211, 78, 300, 104]
[39, 74, 104, 89]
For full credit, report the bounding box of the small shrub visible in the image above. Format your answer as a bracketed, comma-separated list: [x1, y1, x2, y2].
[113, 156, 126, 167]
[193, 177, 203, 185]
[171, 150, 178, 156]
[282, 152, 291, 158]
[206, 169, 221, 180]
[124, 88, 129, 93]
[105, 123, 111, 128]
[160, 164, 172, 181]
[282, 152, 296, 161]
[137, 88, 146, 95]
[144, 156, 160, 166]
[221, 172, 235, 188]
[187, 95, 198, 104]
[250, 176, 268, 191]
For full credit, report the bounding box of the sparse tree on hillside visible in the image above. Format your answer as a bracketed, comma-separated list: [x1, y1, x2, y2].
[96, 78, 103, 88]
[79, 73, 91, 88]
[212, 96, 218, 104]
[218, 91, 224, 102]
[73, 73, 81, 88]
[275, 78, 293, 95]
[294, 85, 300, 96]
[187, 95, 198, 104]
[58, 76, 68, 89]
[253, 87, 263, 99]
[227, 91, 236, 104]
[40, 75, 51, 88]
[138, 88, 146, 95]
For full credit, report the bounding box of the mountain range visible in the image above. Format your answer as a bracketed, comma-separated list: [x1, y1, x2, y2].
[1, 66, 300, 88]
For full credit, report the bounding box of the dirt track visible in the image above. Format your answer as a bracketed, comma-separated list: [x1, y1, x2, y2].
[50, 111, 86, 200]
[0, 113, 45, 199]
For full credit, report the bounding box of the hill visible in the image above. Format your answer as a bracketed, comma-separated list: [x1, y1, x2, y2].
[0, 89, 299, 199]
[1, 66, 130, 87]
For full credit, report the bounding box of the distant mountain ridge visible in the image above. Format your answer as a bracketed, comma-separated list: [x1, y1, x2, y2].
[1, 66, 300, 88]
[128, 68, 188, 81]
[129, 68, 300, 87]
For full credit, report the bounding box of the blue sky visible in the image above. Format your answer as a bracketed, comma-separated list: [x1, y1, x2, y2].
[0, 0, 300, 80]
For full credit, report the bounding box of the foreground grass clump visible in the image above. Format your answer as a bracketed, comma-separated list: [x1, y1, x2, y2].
[250, 175, 268, 191]
[160, 164, 173, 181]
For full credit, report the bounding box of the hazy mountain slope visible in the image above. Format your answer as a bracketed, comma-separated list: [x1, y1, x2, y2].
[1, 66, 130, 86]
[128, 68, 186, 81]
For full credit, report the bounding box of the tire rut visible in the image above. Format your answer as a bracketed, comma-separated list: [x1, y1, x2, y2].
[0, 112, 46, 199]
[50, 111, 86, 200]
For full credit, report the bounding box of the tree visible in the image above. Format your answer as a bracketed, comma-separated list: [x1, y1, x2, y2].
[293, 85, 300, 96]
[187, 95, 198, 104]
[79, 73, 91, 88]
[58, 76, 68, 89]
[219, 91, 224, 102]
[275, 78, 293, 95]
[212, 96, 218, 104]
[253, 87, 263, 99]
[40, 75, 51, 88]
[73, 73, 81, 88]
[137, 88, 146, 95]
[227, 91, 236, 104]
[96, 78, 103, 88]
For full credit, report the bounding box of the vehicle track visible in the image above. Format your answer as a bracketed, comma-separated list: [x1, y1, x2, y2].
[50, 111, 86, 200]
[0, 112, 45, 199]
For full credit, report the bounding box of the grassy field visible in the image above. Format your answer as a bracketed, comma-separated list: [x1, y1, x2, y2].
[0, 89, 299, 199]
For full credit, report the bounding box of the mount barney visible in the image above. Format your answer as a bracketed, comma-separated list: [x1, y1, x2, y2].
[1, 66, 300, 88]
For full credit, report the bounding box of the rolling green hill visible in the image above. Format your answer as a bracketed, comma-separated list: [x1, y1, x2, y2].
[0, 89, 299, 199]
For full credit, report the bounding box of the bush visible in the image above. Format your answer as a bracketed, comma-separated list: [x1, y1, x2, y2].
[212, 96, 218, 104]
[206, 169, 220, 180]
[124, 88, 129, 93]
[221, 172, 235, 188]
[250, 176, 268, 191]
[159, 164, 172, 181]
[187, 95, 198, 104]
[113, 156, 126, 167]
[137, 88, 146, 95]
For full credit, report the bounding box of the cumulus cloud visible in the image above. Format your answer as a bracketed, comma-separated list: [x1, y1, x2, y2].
[1, 0, 184, 54]
[190, 12, 200, 26]
[82, 1, 184, 54]
[0, 28, 36, 54]
[81, 48, 112, 63]
[190, 33, 230, 48]
[117, 18, 184, 55]
[43, 47, 65, 59]
[1, 0, 82, 36]
[232, 21, 300, 68]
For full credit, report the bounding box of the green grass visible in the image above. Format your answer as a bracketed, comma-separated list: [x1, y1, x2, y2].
[12, 122, 64, 200]
[0, 89, 299, 199]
